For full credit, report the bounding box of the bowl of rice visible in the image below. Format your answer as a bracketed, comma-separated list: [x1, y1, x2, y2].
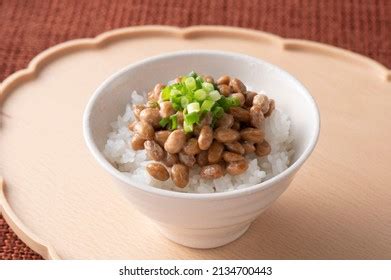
[83, 50, 320, 248]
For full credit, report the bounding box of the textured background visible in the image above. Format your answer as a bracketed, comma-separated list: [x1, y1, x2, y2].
[0, 0, 390, 260]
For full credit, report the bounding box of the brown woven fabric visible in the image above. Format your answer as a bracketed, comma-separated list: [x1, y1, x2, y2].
[0, 0, 390, 260]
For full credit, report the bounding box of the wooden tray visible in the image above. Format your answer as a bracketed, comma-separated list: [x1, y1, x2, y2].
[1, 26, 390, 260]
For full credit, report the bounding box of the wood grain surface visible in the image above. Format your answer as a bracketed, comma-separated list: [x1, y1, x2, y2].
[0, 26, 391, 259]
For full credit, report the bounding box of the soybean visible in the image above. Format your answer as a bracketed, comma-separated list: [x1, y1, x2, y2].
[134, 121, 154, 140]
[164, 129, 186, 154]
[171, 164, 189, 188]
[144, 140, 165, 161]
[214, 128, 240, 143]
[208, 141, 224, 163]
[200, 164, 224, 179]
[146, 163, 169, 181]
[240, 128, 265, 143]
[226, 160, 249, 176]
[198, 126, 214, 150]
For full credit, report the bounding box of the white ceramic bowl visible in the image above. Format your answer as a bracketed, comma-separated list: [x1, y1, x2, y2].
[83, 50, 320, 248]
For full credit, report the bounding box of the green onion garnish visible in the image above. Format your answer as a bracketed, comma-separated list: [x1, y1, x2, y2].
[216, 95, 240, 111]
[188, 71, 197, 78]
[155, 71, 242, 133]
[227, 96, 241, 107]
[208, 90, 221, 101]
[172, 102, 182, 111]
[216, 96, 228, 110]
[187, 102, 200, 114]
[202, 82, 214, 93]
[161, 87, 171, 101]
[183, 112, 200, 133]
[185, 112, 200, 124]
[159, 117, 170, 127]
[170, 89, 181, 97]
[212, 106, 224, 119]
[183, 120, 193, 133]
[195, 76, 204, 88]
[201, 99, 215, 112]
[185, 77, 196, 91]
[180, 96, 189, 108]
[194, 89, 207, 101]
[169, 114, 178, 130]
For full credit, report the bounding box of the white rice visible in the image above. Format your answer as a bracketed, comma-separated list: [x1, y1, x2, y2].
[104, 90, 294, 193]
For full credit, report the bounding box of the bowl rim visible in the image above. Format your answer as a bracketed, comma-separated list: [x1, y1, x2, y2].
[83, 49, 320, 200]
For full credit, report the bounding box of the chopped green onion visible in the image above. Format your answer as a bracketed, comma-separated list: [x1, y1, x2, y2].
[194, 89, 207, 101]
[185, 92, 194, 103]
[216, 96, 227, 110]
[187, 102, 200, 114]
[159, 117, 170, 127]
[227, 96, 241, 107]
[172, 102, 182, 111]
[185, 77, 196, 90]
[208, 90, 221, 101]
[212, 106, 224, 119]
[170, 114, 178, 130]
[161, 86, 171, 101]
[201, 99, 215, 112]
[183, 120, 193, 133]
[196, 76, 204, 83]
[180, 96, 189, 108]
[170, 89, 181, 97]
[195, 76, 204, 89]
[188, 71, 198, 78]
[169, 88, 182, 108]
[185, 112, 200, 124]
[170, 95, 180, 105]
[156, 73, 243, 132]
[217, 95, 241, 111]
[202, 82, 214, 93]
